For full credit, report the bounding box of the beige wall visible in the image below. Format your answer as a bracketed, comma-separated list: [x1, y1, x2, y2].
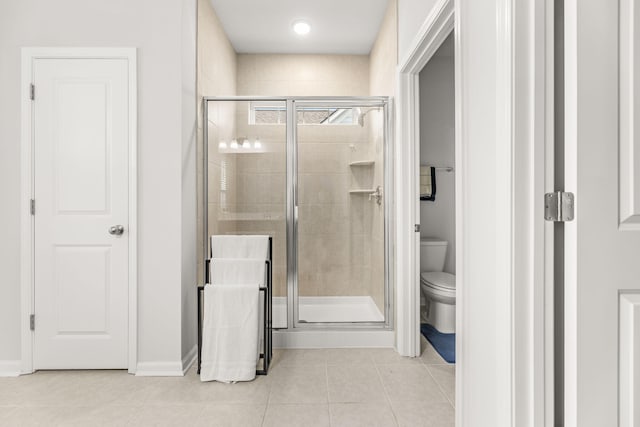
[196, 0, 237, 282]
[237, 54, 369, 97]
[369, 0, 397, 312]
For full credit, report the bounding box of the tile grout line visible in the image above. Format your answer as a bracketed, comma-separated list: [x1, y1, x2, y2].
[372, 354, 400, 427]
[325, 361, 332, 427]
[423, 363, 455, 408]
[261, 353, 278, 427]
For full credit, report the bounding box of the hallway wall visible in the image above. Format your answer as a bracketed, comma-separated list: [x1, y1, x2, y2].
[0, 0, 197, 373]
[398, 0, 438, 62]
[197, 0, 238, 284]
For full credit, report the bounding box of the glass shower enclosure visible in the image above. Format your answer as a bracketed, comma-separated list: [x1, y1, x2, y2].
[203, 97, 392, 330]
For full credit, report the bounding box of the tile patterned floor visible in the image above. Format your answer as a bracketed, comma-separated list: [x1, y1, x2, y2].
[0, 338, 454, 426]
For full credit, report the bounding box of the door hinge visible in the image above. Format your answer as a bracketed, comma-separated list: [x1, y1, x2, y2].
[544, 191, 575, 222]
[30, 83, 35, 100]
[414, 224, 420, 232]
[30, 199, 35, 215]
[29, 314, 35, 331]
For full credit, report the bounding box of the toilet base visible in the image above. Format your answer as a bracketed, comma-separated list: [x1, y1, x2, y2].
[425, 299, 456, 334]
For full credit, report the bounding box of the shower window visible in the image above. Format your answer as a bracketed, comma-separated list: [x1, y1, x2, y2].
[249, 101, 357, 125]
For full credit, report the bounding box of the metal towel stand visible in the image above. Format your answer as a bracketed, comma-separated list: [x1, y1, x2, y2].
[197, 237, 273, 376]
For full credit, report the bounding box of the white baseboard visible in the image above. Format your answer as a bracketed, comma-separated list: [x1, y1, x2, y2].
[181, 345, 197, 375]
[135, 361, 185, 377]
[0, 360, 22, 377]
[134, 345, 197, 377]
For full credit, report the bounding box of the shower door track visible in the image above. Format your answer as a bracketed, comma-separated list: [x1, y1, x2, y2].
[202, 96, 394, 332]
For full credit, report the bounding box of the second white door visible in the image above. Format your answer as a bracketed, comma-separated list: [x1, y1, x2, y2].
[32, 56, 130, 369]
[564, 0, 640, 424]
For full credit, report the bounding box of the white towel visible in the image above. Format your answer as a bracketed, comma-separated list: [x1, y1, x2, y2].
[209, 258, 266, 360]
[209, 258, 266, 286]
[200, 283, 260, 383]
[210, 235, 269, 259]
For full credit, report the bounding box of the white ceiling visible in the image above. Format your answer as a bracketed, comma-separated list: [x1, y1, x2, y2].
[209, 0, 390, 54]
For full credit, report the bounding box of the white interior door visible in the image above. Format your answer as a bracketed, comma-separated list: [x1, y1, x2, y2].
[564, 0, 640, 424]
[33, 57, 129, 369]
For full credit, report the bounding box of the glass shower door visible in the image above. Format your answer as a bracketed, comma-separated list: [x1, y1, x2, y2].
[205, 98, 288, 328]
[294, 100, 387, 324]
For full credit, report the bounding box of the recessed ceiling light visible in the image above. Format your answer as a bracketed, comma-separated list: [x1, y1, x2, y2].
[292, 20, 311, 36]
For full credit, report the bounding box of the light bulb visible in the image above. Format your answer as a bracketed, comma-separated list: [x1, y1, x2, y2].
[242, 140, 251, 149]
[230, 139, 238, 149]
[218, 141, 227, 149]
[254, 138, 262, 149]
[292, 20, 311, 35]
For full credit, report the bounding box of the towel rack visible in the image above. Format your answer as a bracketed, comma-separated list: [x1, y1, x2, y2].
[197, 236, 273, 376]
[423, 165, 454, 172]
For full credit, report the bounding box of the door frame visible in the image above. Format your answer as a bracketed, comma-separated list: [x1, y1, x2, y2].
[395, 0, 454, 361]
[20, 47, 138, 374]
[396, 0, 553, 424]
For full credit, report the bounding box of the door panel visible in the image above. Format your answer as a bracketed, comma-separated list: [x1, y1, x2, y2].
[55, 246, 110, 333]
[619, 0, 640, 230]
[565, 0, 640, 424]
[55, 81, 111, 213]
[34, 58, 129, 369]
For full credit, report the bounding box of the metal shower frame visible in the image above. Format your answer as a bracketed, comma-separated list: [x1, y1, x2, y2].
[202, 96, 394, 331]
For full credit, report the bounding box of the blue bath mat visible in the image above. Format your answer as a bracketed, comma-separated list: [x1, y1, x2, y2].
[421, 323, 455, 363]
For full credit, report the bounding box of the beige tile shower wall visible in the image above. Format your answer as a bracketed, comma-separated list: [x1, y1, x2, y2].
[295, 126, 370, 299]
[369, 0, 398, 313]
[235, 54, 373, 300]
[196, 0, 237, 282]
[237, 54, 370, 97]
[233, 104, 288, 298]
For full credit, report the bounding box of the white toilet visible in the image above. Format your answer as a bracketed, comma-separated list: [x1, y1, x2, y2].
[420, 238, 456, 333]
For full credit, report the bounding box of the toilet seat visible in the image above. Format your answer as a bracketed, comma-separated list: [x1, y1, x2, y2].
[420, 272, 456, 293]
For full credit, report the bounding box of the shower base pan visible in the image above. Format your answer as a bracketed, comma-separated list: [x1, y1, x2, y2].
[273, 296, 384, 324]
[271, 296, 394, 349]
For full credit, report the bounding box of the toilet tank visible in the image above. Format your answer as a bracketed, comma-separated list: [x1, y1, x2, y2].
[420, 238, 448, 272]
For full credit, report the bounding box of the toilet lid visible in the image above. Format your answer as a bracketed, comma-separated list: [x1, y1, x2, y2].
[421, 272, 456, 291]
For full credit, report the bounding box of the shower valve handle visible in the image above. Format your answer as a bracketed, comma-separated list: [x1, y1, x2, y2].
[369, 186, 382, 205]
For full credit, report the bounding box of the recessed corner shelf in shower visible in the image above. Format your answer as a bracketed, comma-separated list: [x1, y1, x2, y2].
[349, 160, 375, 167]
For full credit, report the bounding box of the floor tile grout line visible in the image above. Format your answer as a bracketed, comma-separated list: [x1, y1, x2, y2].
[423, 363, 455, 408]
[425, 363, 456, 407]
[372, 355, 400, 427]
[261, 388, 270, 427]
[262, 350, 280, 427]
[324, 361, 333, 426]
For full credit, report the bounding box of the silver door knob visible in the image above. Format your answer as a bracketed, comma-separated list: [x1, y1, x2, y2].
[108, 225, 125, 236]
